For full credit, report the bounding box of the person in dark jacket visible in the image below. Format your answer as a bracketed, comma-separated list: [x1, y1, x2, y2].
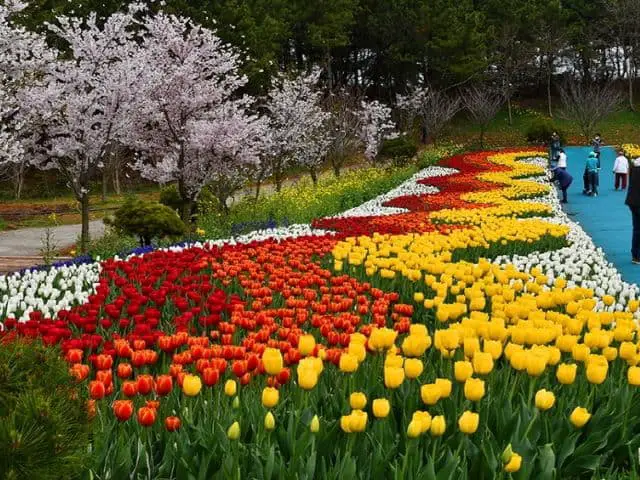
[551, 166, 573, 203]
[625, 157, 640, 264]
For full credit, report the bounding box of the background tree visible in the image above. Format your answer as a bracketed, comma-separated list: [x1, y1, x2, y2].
[463, 85, 504, 149]
[606, 0, 640, 110]
[324, 89, 365, 177]
[396, 87, 461, 144]
[558, 81, 623, 141]
[264, 69, 329, 191]
[358, 99, 396, 163]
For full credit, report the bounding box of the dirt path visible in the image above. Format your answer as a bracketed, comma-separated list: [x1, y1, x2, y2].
[0, 220, 105, 257]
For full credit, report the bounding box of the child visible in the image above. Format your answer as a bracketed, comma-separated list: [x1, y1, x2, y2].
[585, 151, 599, 196]
[551, 166, 573, 203]
[613, 150, 629, 190]
[557, 148, 567, 170]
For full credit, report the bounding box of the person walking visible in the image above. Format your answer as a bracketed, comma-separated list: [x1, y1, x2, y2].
[613, 150, 629, 190]
[591, 134, 603, 168]
[551, 166, 573, 203]
[550, 132, 561, 163]
[584, 151, 599, 196]
[625, 156, 640, 264]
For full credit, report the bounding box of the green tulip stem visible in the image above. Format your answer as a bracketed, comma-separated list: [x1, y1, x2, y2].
[523, 409, 538, 440]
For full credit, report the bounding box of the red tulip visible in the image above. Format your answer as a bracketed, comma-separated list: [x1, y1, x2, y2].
[122, 380, 138, 397]
[165, 416, 181, 432]
[94, 354, 113, 370]
[95, 369, 113, 387]
[145, 400, 160, 410]
[69, 363, 90, 382]
[137, 406, 157, 427]
[89, 380, 106, 400]
[136, 374, 154, 395]
[155, 375, 173, 396]
[113, 400, 134, 421]
[117, 363, 133, 379]
[202, 367, 219, 386]
[65, 348, 84, 363]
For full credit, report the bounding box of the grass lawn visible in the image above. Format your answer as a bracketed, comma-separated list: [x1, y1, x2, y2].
[444, 103, 640, 148]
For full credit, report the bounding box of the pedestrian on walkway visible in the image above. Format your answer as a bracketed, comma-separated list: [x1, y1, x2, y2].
[591, 134, 603, 167]
[584, 151, 599, 196]
[613, 150, 629, 190]
[551, 166, 573, 203]
[550, 132, 561, 163]
[625, 157, 640, 264]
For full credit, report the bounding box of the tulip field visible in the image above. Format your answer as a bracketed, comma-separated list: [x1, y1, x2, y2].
[5, 148, 640, 478]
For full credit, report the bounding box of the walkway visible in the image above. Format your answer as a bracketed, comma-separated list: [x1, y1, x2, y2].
[562, 146, 640, 285]
[0, 220, 105, 257]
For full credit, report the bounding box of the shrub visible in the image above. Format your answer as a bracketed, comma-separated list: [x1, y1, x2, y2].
[105, 198, 187, 246]
[85, 228, 139, 260]
[378, 136, 419, 166]
[525, 118, 564, 144]
[0, 340, 90, 479]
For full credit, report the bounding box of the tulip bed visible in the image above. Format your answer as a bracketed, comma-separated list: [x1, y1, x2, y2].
[3, 148, 640, 479]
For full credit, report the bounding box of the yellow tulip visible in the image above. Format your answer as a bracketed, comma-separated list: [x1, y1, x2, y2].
[585, 363, 608, 385]
[407, 419, 422, 438]
[384, 366, 405, 389]
[310, 415, 320, 433]
[262, 348, 284, 376]
[430, 415, 446, 436]
[404, 358, 424, 379]
[224, 379, 237, 397]
[569, 407, 591, 428]
[264, 412, 276, 431]
[340, 415, 352, 433]
[348, 342, 367, 362]
[182, 374, 202, 397]
[454, 360, 473, 382]
[556, 363, 577, 385]
[534, 389, 555, 410]
[227, 421, 240, 440]
[526, 354, 547, 377]
[412, 411, 432, 433]
[458, 411, 479, 434]
[349, 392, 367, 410]
[372, 398, 390, 418]
[339, 353, 359, 373]
[348, 410, 368, 432]
[628, 366, 640, 386]
[472, 352, 494, 375]
[420, 384, 441, 406]
[262, 387, 279, 408]
[435, 378, 452, 398]
[464, 377, 485, 402]
[504, 453, 522, 473]
[297, 365, 319, 390]
[298, 335, 316, 356]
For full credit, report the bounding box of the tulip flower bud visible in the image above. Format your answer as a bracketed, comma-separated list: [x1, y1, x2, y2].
[224, 379, 237, 397]
[501, 444, 514, 464]
[232, 396, 240, 409]
[227, 421, 240, 440]
[310, 415, 320, 433]
[264, 412, 276, 431]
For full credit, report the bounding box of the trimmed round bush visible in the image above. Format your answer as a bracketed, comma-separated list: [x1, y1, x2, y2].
[105, 198, 187, 246]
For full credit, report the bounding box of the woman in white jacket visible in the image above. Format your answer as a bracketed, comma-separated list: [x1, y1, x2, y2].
[613, 150, 629, 190]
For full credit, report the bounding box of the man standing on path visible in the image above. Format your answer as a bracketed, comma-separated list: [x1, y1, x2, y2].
[625, 157, 640, 264]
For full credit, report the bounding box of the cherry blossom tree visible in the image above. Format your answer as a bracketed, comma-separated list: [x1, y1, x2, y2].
[324, 90, 365, 177]
[358, 99, 396, 163]
[0, 0, 55, 199]
[128, 12, 255, 222]
[20, 6, 144, 252]
[264, 69, 330, 190]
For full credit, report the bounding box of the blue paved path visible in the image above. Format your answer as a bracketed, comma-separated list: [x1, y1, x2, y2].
[560, 146, 639, 286]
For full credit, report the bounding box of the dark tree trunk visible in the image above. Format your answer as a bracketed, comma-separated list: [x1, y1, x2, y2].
[547, 55, 553, 118]
[113, 166, 121, 195]
[101, 170, 107, 202]
[80, 193, 90, 253]
[309, 167, 318, 185]
[255, 178, 262, 200]
[275, 170, 283, 192]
